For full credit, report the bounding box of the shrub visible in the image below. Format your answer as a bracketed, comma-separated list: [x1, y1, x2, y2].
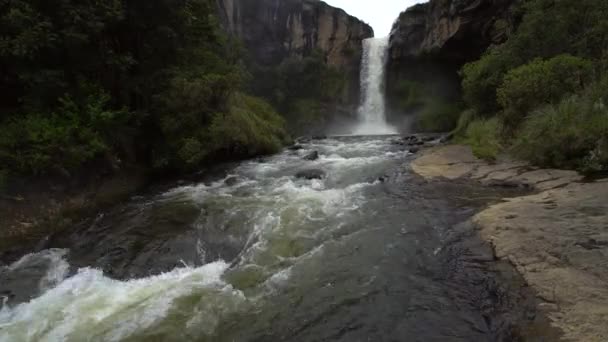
[497, 55, 593, 130]
[0, 91, 131, 175]
[205, 93, 289, 160]
[513, 94, 608, 172]
[453, 109, 477, 137]
[461, 48, 515, 115]
[459, 118, 503, 161]
[416, 102, 463, 133]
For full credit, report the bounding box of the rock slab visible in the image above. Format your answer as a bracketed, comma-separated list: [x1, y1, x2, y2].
[412, 145, 608, 341]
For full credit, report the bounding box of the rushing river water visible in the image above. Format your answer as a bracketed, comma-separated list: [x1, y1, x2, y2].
[0, 136, 554, 341]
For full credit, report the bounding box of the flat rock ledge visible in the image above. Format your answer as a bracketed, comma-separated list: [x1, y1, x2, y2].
[412, 145, 608, 342]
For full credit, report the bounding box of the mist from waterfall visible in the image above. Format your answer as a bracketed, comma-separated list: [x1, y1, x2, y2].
[353, 37, 397, 135]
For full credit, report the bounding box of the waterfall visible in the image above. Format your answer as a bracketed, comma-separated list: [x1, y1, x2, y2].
[353, 37, 396, 135]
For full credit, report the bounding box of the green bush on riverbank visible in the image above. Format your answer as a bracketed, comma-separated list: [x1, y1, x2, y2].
[455, 0, 608, 173]
[0, 0, 288, 181]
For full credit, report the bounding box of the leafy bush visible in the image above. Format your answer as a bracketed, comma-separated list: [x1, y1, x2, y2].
[497, 55, 592, 130]
[0, 91, 131, 175]
[206, 93, 289, 158]
[461, 0, 608, 117]
[513, 94, 608, 172]
[461, 48, 516, 116]
[416, 102, 463, 133]
[459, 118, 503, 161]
[453, 109, 477, 137]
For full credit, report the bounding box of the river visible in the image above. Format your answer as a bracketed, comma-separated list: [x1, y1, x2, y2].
[0, 135, 556, 341]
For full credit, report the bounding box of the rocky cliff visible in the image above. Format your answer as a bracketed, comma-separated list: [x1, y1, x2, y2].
[389, 0, 517, 65]
[216, 0, 373, 68]
[215, 0, 373, 133]
[385, 0, 519, 121]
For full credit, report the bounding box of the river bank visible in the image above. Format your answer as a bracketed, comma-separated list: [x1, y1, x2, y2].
[412, 144, 608, 341]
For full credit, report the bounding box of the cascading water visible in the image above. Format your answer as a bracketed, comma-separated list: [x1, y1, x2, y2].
[0, 136, 551, 341]
[353, 37, 397, 135]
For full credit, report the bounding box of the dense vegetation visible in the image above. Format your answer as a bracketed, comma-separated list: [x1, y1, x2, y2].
[0, 0, 288, 184]
[248, 51, 351, 135]
[456, 0, 608, 172]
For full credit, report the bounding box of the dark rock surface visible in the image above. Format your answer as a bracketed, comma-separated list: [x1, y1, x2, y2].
[216, 0, 373, 68]
[388, 0, 518, 66]
[295, 169, 326, 180]
[303, 151, 319, 161]
[385, 0, 519, 121]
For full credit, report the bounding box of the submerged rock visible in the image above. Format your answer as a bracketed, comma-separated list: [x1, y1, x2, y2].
[303, 151, 319, 161]
[295, 169, 326, 180]
[224, 176, 240, 186]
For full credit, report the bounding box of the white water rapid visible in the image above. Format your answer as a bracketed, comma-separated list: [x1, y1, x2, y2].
[353, 37, 397, 135]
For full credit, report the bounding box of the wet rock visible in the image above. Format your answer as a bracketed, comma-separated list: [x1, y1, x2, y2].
[0, 249, 69, 307]
[303, 151, 319, 161]
[288, 144, 304, 151]
[409, 147, 420, 154]
[311, 135, 328, 140]
[224, 176, 240, 186]
[296, 169, 326, 180]
[412, 144, 608, 341]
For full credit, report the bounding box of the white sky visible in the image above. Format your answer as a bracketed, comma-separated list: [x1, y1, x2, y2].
[324, 0, 425, 37]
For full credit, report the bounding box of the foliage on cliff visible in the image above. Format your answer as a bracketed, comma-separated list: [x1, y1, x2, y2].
[249, 51, 350, 135]
[458, 0, 608, 172]
[0, 0, 287, 180]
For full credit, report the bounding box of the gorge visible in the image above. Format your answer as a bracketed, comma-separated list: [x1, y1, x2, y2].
[1, 0, 607, 341]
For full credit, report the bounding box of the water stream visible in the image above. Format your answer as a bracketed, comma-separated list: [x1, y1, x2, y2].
[0, 136, 551, 341]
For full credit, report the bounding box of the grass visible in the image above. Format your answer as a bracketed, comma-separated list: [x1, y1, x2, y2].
[458, 117, 503, 161]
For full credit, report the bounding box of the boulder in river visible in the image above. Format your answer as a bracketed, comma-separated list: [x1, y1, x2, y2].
[288, 144, 304, 151]
[224, 176, 240, 186]
[303, 151, 319, 161]
[295, 169, 326, 180]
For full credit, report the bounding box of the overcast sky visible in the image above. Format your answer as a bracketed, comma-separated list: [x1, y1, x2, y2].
[323, 0, 425, 37]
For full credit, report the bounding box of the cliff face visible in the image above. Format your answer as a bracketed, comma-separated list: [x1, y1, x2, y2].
[386, 0, 519, 121]
[389, 0, 517, 65]
[216, 0, 373, 68]
[216, 0, 373, 132]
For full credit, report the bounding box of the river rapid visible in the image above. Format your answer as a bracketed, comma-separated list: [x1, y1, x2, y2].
[0, 136, 553, 342]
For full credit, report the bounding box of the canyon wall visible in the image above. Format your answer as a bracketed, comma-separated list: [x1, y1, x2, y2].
[216, 0, 374, 129]
[386, 0, 519, 123]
